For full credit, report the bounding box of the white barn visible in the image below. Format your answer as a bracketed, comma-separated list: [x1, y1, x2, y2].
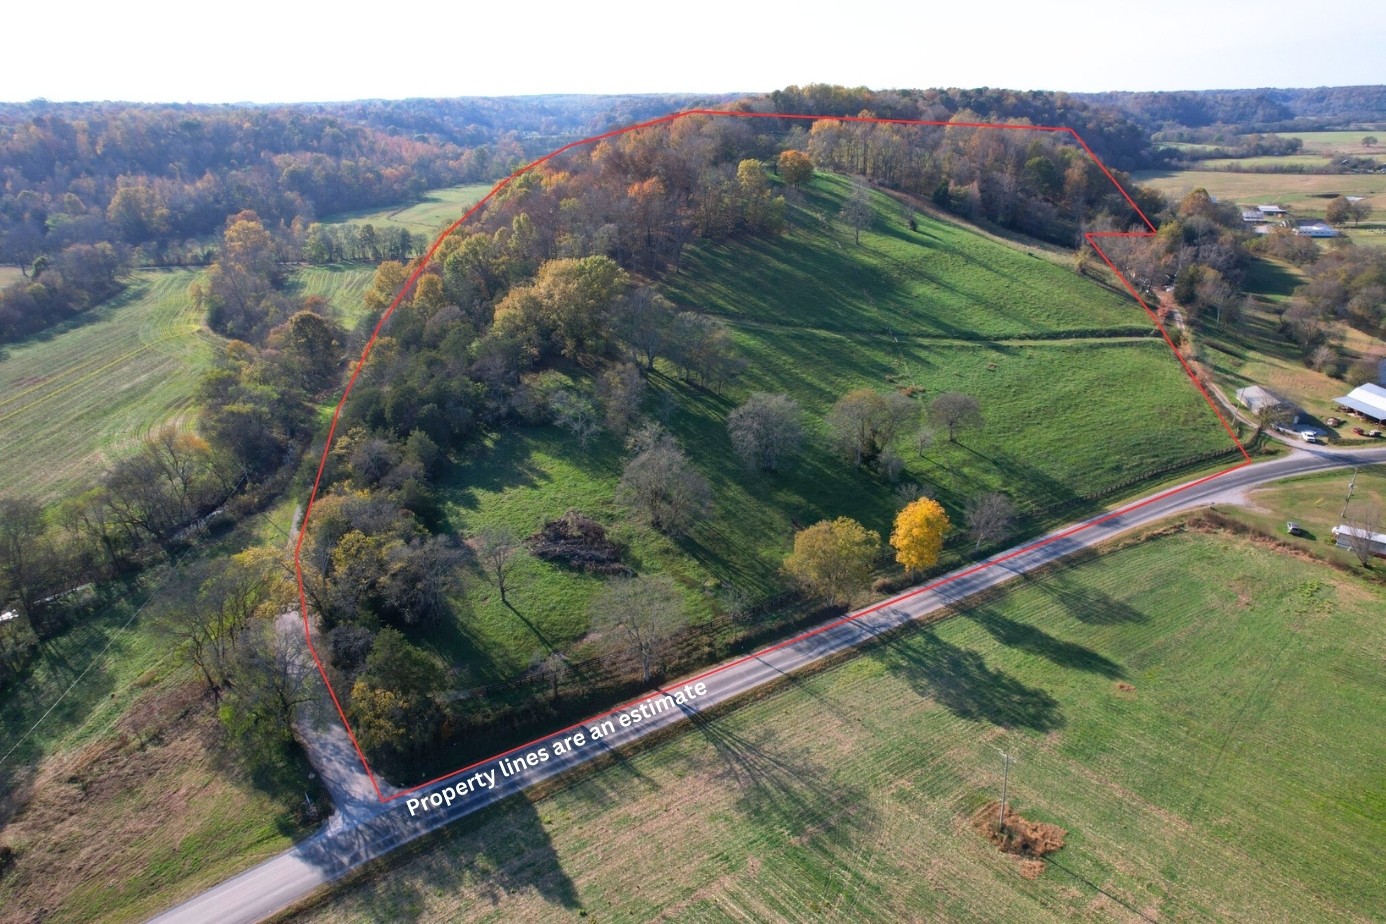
[1334, 383, 1386, 423]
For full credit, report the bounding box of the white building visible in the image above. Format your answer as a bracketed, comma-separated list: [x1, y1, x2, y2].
[1334, 383, 1386, 423]
[1332, 525, 1386, 556]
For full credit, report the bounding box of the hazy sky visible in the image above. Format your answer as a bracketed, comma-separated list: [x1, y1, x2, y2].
[5, 0, 1384, 103]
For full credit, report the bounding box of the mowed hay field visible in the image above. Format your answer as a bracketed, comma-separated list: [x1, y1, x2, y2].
[0, 269, 215, 503]
[0, 264, 376, 503]
[325, 183, 494, 234]
[427, 174, 1236, 694]
[1132, 168, 1386, 214]
[288, 528, 1386, 924]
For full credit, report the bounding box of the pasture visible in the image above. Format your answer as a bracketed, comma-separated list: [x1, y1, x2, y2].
[0, 265, 376, 503]
[323, 183, 494, 234]
[288, 527, 1386, 923]
[1132, 168, 1386, 215]
[427, 174, 1236, 700]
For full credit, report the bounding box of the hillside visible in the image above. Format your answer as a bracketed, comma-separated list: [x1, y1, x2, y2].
[423, 173, 1237, 753]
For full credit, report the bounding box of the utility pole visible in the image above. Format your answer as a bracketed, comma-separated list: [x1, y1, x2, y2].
[992, 746, 1016, 832]
[1341, 467, 1359, 518]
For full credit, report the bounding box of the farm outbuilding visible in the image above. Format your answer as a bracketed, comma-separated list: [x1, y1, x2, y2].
[1236, 385, 1292, 414]
[1332, 525, 1386, 556]
[1334, 383, 1386, 423]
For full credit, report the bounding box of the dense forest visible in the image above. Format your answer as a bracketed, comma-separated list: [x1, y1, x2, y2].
[1077, 85, 1386, 131]
[0, 94, 723, 341]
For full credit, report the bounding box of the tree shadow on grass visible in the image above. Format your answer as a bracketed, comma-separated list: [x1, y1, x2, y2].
[871, 625, 1064, 732]
[969, 606, 1125, 679]
[682, 706, 880, 846]
[298, 794, 581, 921]
[1027, 559, 1150, 625]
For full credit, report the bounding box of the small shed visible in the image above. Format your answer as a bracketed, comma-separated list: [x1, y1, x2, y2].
[1236, 385, 1291, 414]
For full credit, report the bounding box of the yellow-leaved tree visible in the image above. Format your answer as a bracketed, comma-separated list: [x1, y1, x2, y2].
[891, 498, 951, 572]
[783, 516, 880, 604]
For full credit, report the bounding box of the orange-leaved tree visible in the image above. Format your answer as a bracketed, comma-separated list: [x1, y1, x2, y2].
[891, 497, 950, 572]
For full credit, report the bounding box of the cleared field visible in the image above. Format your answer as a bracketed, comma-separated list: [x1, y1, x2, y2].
[1132, 168, 1386, 214]
[1202, 154, 1333, 170]
[0, 264, 24, 287]
[289, 527, 1386, 923]
[283, 263, 377, 329]
[428, 174, 1234, 703]
[0, 269, 216, 503]
[0, 265, 376, 503]
[324, 183, 493, 234]
[1266, 130, 1386, 155]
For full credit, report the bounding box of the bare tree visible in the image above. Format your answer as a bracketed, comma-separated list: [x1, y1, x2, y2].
[589, 574, 688, 683]
[928, 392, 984, 442]
[1342, 504, 1383, 568]
[473, 526, 523, 605]
[668, 312, 743, 391]
[827, 389, 917, 465]
[727, 392, 804, 472]
[965, 492, 1019, 551]
[915, 427, 936, 458]
[535, 650, 570, 702]
[840, 179, 873, 244]
[0, 498, 54, 621]
[616, 431, 713, 535]
[160, 562, 267, 693]
[598, 362, 646, 437]
[613, 286, 676, 370]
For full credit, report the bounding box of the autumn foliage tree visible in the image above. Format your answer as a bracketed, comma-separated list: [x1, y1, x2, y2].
[778, 150, 815, 187]
[784, 517, 880, 603]
[891, 497, 951, 572]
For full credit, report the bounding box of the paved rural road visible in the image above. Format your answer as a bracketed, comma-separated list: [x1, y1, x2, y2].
[148, 445, 1386, 924]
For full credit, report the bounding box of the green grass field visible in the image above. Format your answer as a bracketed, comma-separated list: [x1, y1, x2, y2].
[1261, 130, 1386, 155]
[0, 269, 216, 503]
[323, 183, 494, 234]
[428, 174, 1235, 696]
[1133, 168, 1386, 213]
[0, 265, 378, 504]
[289, 526, 1386, 923]
[283, 263, 378, 329]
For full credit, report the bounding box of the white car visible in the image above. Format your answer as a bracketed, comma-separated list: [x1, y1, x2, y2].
[1301, 431, 1321, 443]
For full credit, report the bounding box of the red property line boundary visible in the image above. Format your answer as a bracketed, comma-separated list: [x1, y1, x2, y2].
[292, 109, 1253, 804]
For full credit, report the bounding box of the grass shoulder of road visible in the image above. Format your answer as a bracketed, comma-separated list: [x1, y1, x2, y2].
[281, 523, 1386, 924]
[1213, 464, 1386, 573]
[0, 264, 375, 503]
[423, 173, 1234, 715]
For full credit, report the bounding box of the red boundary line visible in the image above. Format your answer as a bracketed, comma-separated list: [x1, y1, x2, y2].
[291, 109, 1250, 804]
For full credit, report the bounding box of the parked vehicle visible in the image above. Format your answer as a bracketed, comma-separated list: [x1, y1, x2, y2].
[1287, 522, 1304, 536]
[1354, 427, 1367, 436]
